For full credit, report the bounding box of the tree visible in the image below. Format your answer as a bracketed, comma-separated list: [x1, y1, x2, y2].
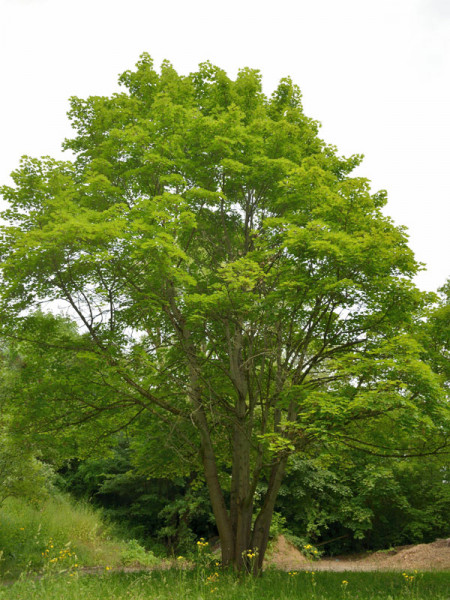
[0, 55, 447, 572]
[0, 431, 53, 507]
[275, 449, 450, 554]
[58, 439, 216, 555]
[0, 343, 54, 506]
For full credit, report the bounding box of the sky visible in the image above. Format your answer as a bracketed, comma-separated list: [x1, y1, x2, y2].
[0, 0, 449, 292]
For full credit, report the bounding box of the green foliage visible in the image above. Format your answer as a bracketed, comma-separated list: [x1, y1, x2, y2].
[0, 433, 54, 507]
[276, 452, 450, 554]
[120, 539, 159, 567]
[418, 279, 450, 390]
[0, 365, 56, 506]
[1, 55, 442, 458]
[58, 438, 215, 555]
[59, 444, 172, 542]
[156, 488, 215, 555]
[301, 542, 322, 561]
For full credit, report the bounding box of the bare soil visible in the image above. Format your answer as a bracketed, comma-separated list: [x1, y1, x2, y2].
[266, 535, 450, 571]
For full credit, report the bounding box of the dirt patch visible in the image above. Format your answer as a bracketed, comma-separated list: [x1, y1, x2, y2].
[375, 538, 450, 571]
[265, 535, 309, 570]
[266, 536, 450, 572]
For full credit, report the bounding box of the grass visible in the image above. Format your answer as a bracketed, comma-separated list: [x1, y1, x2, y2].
[0, 495, 158, 578]
[1, 569, 449, 600]
[0, 496, 448, 598]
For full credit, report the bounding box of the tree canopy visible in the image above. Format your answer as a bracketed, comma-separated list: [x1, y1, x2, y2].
[0, 54, 448, 571]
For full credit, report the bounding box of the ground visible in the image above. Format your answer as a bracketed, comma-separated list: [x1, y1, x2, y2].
[266, 536, 450, 571]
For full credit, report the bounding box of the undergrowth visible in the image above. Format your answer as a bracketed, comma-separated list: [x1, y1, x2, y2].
[0, 495, 158, 578]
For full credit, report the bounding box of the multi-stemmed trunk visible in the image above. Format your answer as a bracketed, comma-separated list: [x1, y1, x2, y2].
[198, 413, 288, 573]
[179, 302, 289, 573]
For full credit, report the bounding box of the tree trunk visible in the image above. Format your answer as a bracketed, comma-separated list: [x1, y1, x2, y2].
[177, 309, 284, 573]
[251, 457, 287, 573]
[229, 404, 254, 570]
[173, 304, 236, 566]
[194, 411, 235, 566]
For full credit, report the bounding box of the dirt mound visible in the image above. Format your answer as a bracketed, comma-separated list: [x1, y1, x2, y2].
[373, 538, 450, 570]
[266, 535, 308, 570]
[266, 536, 450, 572]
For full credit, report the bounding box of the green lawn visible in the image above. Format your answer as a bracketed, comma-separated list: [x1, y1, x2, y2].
[1, 569, 449, 600]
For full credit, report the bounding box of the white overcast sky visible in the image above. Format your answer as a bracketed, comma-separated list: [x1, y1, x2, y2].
[1, 0, 449, 292]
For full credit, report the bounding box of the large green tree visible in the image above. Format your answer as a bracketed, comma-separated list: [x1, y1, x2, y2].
[0, 55, 447, 571]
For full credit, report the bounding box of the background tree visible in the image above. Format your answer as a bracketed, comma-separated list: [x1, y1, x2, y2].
[58, 438, 215, 556]
[1, 55, 448, 571]
[0, 431, 53, 508]
[275, 450, 450, 555]
[0, 343, 54, 506]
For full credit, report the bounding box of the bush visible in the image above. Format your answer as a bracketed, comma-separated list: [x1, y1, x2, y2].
[120, 539, 159, 567]
[0, 433, 54, 507]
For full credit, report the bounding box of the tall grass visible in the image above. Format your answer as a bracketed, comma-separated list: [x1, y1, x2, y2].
[1, 569, 449, 600]
[0, 495, 157, 577]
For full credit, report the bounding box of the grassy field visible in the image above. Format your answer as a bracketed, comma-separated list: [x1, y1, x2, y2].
[1, 569, 449, 600]
[1, 496, 448, 599]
